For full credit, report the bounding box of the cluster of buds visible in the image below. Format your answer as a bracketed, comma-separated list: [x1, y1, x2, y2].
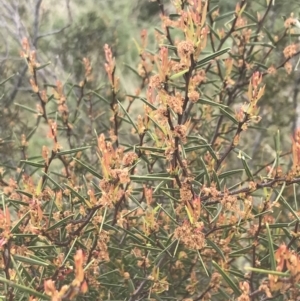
[233, 5, 253, 56]
[53, 81, 69, 124]
[148, 267, 169, 294]
[177, 0, 208, 57]
[224, 58, 235, 88]
[156, 47, 172, 83]
[143, 207, 159, 235]
[47, 120, 61, 153]
[20, 38, 50, 112]
[0, 206, 11, 249]
[42, 145, 50, 167]
[177, 40, 195, 68]
[20, 133, 29, 149]
[292, 128, 300, 175]
[247, 71, 264, 114]
[238, 281, 250, 301]
[104, 44, 119, 93]
[136, 114, 148, 135]
[28, 197, 44, 227]
[137, 29, 154, 80]
[284, 13, 300, 31]
[174, 219, 205, 250]
[82, 57, 93, 82]
[283, 44, 298, 59]
[97, 134, 136, 207]
[20, 38, 40, 74]
[236, 72, 264, 130]
[144, 0, 211, 154]
[283, 43, 299, 74]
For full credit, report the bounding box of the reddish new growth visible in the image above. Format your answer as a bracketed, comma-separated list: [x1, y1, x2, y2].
[44, 249, 88, 300]
[104, 44, 117, 89]
[259, 244, 300, 298]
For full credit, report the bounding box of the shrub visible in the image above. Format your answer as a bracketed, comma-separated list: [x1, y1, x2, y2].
[1, 1, 300, 301]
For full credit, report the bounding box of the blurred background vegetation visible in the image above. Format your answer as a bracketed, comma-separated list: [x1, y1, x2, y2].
[0, 0, 300, 180]
[0, 0, 160, 173]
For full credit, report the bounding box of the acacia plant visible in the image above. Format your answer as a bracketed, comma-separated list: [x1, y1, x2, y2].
[2, 0, 300, 300]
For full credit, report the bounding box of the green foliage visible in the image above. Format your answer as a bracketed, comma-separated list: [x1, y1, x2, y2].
[2, 1, 300, 301]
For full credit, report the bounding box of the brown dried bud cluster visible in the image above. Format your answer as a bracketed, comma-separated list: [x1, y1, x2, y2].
[174, 220, 205, 250]
[177, 40, 195, 66]
[283, 44, 298, 59]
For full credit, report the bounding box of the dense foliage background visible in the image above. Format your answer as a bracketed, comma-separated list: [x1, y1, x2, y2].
[1, 0, 300, 301]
